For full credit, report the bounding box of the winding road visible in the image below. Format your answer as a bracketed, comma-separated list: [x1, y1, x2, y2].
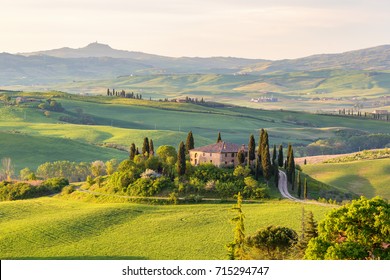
[278, 170, 302, 202]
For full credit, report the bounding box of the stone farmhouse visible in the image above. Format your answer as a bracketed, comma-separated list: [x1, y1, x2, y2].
[189, 141, 247, 167]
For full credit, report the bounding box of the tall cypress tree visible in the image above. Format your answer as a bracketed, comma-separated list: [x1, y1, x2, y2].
[261, 130, 272, 181]
[258, 129, 265, 159]
[237, 150, 245, 165]
[287, 144, 295, 190]
[254, 156, 261, 180]
[304, 178, 308, 199]
[135, 147, 140, 155]
[297, 171, 302, 198]
[278, 145, 284, 167]
[217, 132, 222, 143]
[177, 141, 186, 176]
[142, 137, 150, 156]
[149, 139, 154, 156]
[186, 131, 194, 154]
[272, 144, 277, 165]
[248, 134, 256, 163]
[129, 143, 136, 160]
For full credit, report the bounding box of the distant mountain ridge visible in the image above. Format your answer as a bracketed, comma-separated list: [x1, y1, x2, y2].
[1, 43, 390, 85]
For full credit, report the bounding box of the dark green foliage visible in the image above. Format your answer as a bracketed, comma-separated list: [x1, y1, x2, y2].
[142, 137, 150, 156]
[177, 141, 186, 176]
[237, 150, 245, 165]
[0, 177, 68, 201]
[38, 99, 64, 112]
[129, 143, 136, 160]
[286, 144, 295, 190]
[149, 139, 154, 156]
[305, 197, 390, 260]
[297, 171, 302, 198]
[186, 131, 194, 154]
[248, 134, 256, 162]
[272, 144, 277, 165]
[304, 177, 308, 199]
[254, 156, 261, 180]
[261, 130, 272, 181]
[246, 226, 298, 259]
[217, 132, 222, 143]
[257, 129, 264, 158]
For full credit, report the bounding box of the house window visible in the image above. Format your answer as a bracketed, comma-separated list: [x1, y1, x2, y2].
[225, 161, 227, 164]
[210, 160, 213, 163]
[195, 153, 197, 158]
[231, 153, 235, 157]
[231, 160, 234, 163]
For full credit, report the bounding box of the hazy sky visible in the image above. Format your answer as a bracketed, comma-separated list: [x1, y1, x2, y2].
[1, 0, 390, 59]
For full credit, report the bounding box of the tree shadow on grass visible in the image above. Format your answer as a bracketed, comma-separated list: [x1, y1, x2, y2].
[328, 174, 375, 198]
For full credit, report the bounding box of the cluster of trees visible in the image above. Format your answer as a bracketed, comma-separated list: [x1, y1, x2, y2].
[306, 133, 390, 156]
[0, 177, 69, 201]
[338, 108, 389, 122]
[228, 194, 389, 260]
[227, 193, 318, 260]
[38, 99, 64, 112]
[106, 89, 143, 99]
[85, 131, 275, 200]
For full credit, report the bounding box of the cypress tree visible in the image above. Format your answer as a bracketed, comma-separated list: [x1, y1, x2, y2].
[129, 143, 136, 160]
[272, 144, 277, 166]
[186, 131, 194, 154]
[217, 132, 222, 143]
[149, 139, 154, 156]
[135, 147, 140, 155]
[278, 145, 284, 167]
[254, 156, 261, 180]
[177, 141, 186, 176]
[261, 130, 272, 181]
[274, 160, 279, 188]
[287, 144, 295, 190]
[257, 129, 265, 159]
[237, 150, 245, 165]
[304, 178, 308, 199]
[248, 134, 256, 163]
[142, 137, 150, 156]
[297, 171, 302, 198]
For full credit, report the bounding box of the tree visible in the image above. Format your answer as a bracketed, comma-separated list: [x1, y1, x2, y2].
[295, 209, 318, 258]
[257, 129, 265, 159]
[272, 144, 277, 165]
[304, 177, 308, 199]
[1, 157, 14, 181]
[129, 143, 136, 160]
[91, 160, 105, 177]
[286, 144, 295, 190]
[217, 132, 222, 143]
[177, 141, 186, 176]
[149, 139, 154, 156]
[246, 226, 298, 259]
[237, 150, 245, 165]
[186, 131, 194, 154]
[156, 145, 177, 164]
[297, 171, 302, 198]
[305, 197, 390, 260]
[105, 159, 117, 175]
[261, 130, 271, 182]
[226, 192, 246, 260]
[19, 167, 36, 181]
[142, 137, 150, 156]
[248, 134, 256, 163]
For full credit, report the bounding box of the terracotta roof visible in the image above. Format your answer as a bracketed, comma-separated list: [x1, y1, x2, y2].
[190, 141, 247, 153]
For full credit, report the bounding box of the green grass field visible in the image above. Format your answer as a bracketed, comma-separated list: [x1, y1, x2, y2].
[0, 197, 335, 259]
[302, 158, 390, 199]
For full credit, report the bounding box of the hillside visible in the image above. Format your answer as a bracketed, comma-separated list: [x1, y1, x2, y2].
[1, 91, 388, 173]
[0, 197, 334, 259]
[303, 157, 390, 199]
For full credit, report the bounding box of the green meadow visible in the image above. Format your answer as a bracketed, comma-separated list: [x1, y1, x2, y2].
[0, 197, 334, 260]
[303, 158, 390, 199]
